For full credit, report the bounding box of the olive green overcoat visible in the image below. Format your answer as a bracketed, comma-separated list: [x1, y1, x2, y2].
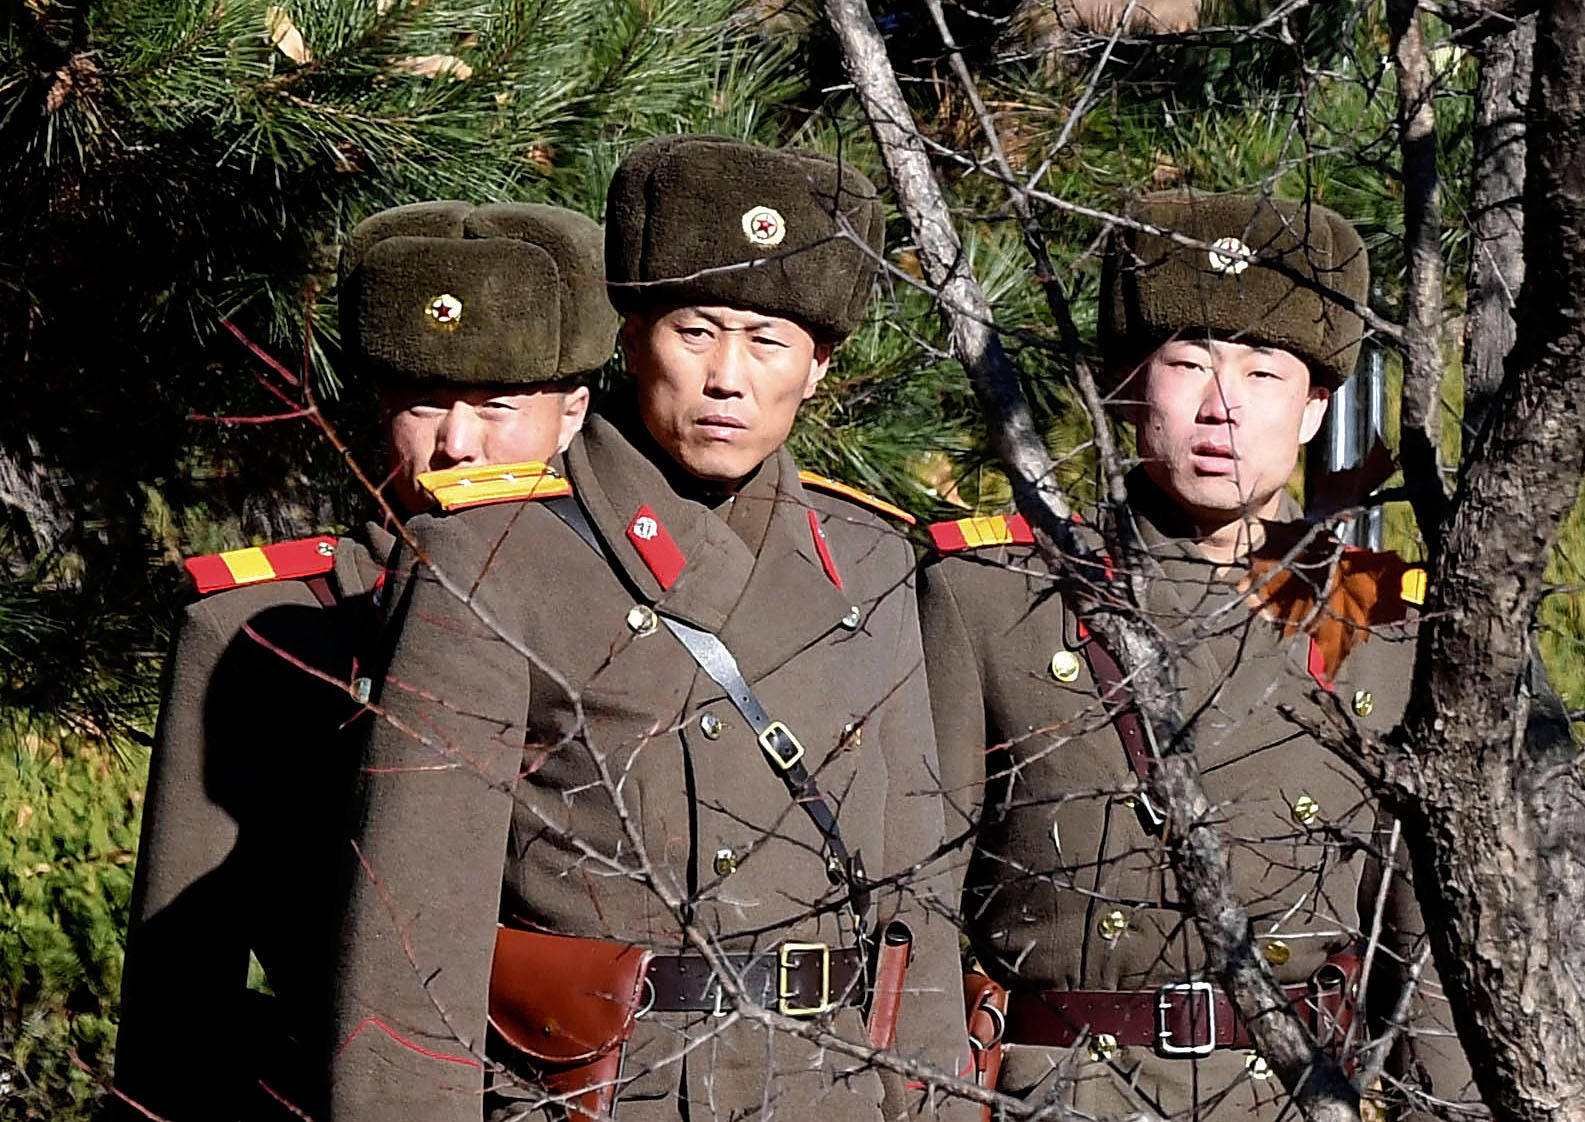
[115, 526, 393, 1122]
[919, 474, 1477, 1120]
[329, 413, 972, 1122]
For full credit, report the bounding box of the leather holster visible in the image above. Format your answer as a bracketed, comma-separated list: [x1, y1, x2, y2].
[964, 971, 1009, 1122]
[489, 927, 654, 1122]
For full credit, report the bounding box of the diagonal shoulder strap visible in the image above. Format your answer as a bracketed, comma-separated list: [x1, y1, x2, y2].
[542, 495, 870, 919]
[1080, 638, 1166, 836]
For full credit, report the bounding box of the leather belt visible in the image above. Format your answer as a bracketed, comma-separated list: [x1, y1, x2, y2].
[1005, 977, 1348, 1057]
[644, 944, 866, 1018]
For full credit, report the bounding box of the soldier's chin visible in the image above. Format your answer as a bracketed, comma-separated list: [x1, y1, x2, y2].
[674, 441, 764, 486]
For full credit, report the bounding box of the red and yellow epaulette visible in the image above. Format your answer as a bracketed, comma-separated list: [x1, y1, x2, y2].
[418, 461, 571, 512]
[797, 470, 917, 525]
[184, 535, 339, 595]
[928, 513, 1035, 553]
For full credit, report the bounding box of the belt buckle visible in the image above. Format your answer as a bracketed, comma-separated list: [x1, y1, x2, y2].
[777, 941, 831, 1016]
[758, 721, 806, 771]
[1155, 980, 1217, 1057]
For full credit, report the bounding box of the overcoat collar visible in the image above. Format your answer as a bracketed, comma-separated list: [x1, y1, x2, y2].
[566, 413, 851, 677]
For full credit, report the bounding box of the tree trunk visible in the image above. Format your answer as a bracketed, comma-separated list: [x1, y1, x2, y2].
[1463, 13, 1534, 437]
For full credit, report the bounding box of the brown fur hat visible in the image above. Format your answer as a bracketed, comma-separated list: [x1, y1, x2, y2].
[1101, 190, 1369, 389]
[604, 135, 884, 343]
[339, 201, 618, 385]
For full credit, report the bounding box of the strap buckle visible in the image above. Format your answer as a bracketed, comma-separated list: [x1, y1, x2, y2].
[758, 721, 806, 771]
[777, 941, 832, 1016]
[1155, 980, 1217, 1056]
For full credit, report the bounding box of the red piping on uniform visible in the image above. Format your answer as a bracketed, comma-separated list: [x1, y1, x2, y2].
[807, 508, 843, 590]
[335, 1016, 483, 1068]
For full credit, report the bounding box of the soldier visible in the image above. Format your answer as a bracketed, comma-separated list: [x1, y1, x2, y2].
[328, 136, 972, 1122]
[113, 202, 609, 1122]
[920, 191, 1479, 1119]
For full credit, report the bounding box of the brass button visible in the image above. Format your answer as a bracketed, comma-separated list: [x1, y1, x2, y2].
[1097, 909, 1128, 941]
[1262, 939, 1291, 966]
[1291, 795, 1320, 826]
[713, 847, 737, 877]
[839, 720, 862, 750]
[1087, 1032, 1119, 1062]
[316, 540, 336, 556]
[840, 605, 863, 630]
[1245, 1053, 1272, 1080]
[351, 677, 372, 705]
[626, 605, 659, 636]
[1050, 649, 1082, 683]
[699, 712, 724, 740]
[1352, 689, 1375, 717]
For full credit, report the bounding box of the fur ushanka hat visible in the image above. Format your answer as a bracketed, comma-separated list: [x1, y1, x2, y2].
[1101, 190, 1369, 389]
[340, 201, 617, 385]
[604, 135, 885, 343]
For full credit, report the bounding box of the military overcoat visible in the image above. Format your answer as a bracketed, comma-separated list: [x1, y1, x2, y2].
[116, 526, 394, 1121]
[329, 413, 972, 1122]
[919, 475, 1475, 1120]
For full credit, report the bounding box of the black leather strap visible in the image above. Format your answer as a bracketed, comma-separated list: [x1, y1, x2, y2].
[1080, 638, 1166, 835]
[542, 494, 869, 918]
[645, 946, 866, 1015]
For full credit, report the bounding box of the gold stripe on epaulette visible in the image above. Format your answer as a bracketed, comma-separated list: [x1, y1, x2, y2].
[959, 516, 1015, 548]
[1401, 567, 1427, 606]
[418, 461, 569, 512]
[222, 547, 275, 585]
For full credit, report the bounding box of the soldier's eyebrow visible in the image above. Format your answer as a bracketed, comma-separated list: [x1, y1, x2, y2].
[692, 308, 781, 334]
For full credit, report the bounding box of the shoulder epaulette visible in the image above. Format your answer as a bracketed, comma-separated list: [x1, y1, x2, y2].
[418, 461, 571, 512]
[928, 514, 1035, 554]
[797, 470, 917, 525]
[1400, 566, 1427, 606]
[184, 535, 339, 595]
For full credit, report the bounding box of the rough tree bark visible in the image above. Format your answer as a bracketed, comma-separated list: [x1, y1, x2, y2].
[1463, 12, 1534, 437]
[821, 1, 1361, 1119]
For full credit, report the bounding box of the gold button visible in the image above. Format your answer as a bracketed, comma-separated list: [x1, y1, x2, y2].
[351, 677, 372, 705]
[1087, 1032, 1119, 1062]
[1245, 1053, 1272, 1080]
[840, 605, 863, 630]
[1050, 649, 1082, 683]
[713, 847, 737, 877]
[839, 721, 862, 750]
[699, 712, 723, 740]
[1352, 689, 1375, 717]
[626, 604, 659, 636]
[1291, 795, 1320, 826]
[1262, 939, 1291, 966]
[1097, 909, 1128, 941]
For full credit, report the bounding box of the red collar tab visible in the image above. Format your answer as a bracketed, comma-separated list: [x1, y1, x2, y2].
[1307, 637, 1335, 691]
[797, 470, 917, 525]
[807, 509, 843, 590]
[418, 461, 570, 512]
[927, 513, 1035, 554]
[627, 504, 686, 590]
[184, 535, 338, 595]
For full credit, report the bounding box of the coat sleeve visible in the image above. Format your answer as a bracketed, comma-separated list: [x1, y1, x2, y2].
[329, 512, 530, 1122]
[114, 600, 254, 1119]
[916, 556, 989, 879]
[874, 541, 976, 1122]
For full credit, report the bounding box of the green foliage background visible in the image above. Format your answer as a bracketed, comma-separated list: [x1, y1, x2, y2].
[1, 1, 1577, 1118]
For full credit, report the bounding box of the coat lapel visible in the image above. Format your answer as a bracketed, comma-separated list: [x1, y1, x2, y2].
[718, 451, 853, 683]
[565, 414, 756, 634]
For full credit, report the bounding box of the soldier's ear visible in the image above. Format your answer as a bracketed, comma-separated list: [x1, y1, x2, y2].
[802, 341, 833, 401]
[1298, 385, 1331, 445]
[556, 386, 592, 453]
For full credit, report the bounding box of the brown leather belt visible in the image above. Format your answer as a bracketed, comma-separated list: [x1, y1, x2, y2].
[1005, 975, 1349, 1057]
[645, 944, 866, 1017]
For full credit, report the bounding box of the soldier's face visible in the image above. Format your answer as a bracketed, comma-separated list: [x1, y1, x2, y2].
[1127, 339, 1329, 532]
[624, 306, 831, 485]
[382, 384, 590, 513]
